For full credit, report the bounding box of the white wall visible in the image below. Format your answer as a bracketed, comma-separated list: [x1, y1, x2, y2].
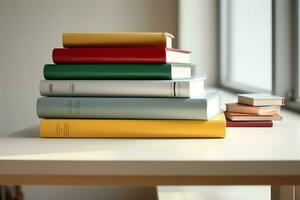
[179, 0, 218, 86]
[0, 0, 178, 135]
[0, 0, 177, 199]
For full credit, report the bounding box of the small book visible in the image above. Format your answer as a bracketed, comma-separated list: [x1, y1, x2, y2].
[63, 32, 174, 48]
[225, 112, 282, 121]
[226, 103, 280, 115]
[226, 120, 273, 127]
[43, 63, 192, 80]
[238, 93, 284, 106]
[39, 113, 226, 138]
[36, 91, 222, 120]
[52, 47, 191, 64]
[39, 78, 206, 97]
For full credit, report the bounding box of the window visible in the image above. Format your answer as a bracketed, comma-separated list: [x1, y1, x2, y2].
[220, 0, 272, 92]
[220, 0, 300, 111]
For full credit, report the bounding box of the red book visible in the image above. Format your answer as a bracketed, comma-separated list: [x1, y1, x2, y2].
[226, 120, 273, 127]
[52, 47, 191, 64]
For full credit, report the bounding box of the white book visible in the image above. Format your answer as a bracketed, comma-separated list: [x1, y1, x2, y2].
[238, 93, 285, 106]
[39, 78, 206, 98]
[37, 91, 221, 119]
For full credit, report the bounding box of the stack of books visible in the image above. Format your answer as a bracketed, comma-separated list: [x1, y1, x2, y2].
[225, 94, 284, 127]
[37, 32, 226, 138]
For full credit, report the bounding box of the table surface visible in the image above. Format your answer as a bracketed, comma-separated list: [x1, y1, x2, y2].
[158, 186, 270, 200]
[0, 92, 300, 178]
[0, 110, 300, 177]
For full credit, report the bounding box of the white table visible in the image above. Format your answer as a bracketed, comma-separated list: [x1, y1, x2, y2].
[0, 105, 300, 199]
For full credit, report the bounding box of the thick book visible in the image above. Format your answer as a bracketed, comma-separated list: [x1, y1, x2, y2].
[36, 91, 221, 120]
[39, 113, 226, 138]
[63, 32, 174, 48]
[226, 120, 273, 127]
[238, 93, 285, 106]
[226, 103, 280, 115]
[224, 112, 282, 121]
[52, 47, 191, 64]
[43, 63, 192, 80]
[39, 78, 206, 97]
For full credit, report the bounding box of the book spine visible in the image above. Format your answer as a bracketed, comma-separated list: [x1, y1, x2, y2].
[39, 115, 226, 138]
[52, 47, 167, 64]
[43, 64, 172, 80]
[39, 80, 196, 97]
[37, 97, 209, 119]
[62, 32, 171, 48]
[226, 120, 273, 127]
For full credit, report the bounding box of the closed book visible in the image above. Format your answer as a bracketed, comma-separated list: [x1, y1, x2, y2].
[226, 103, 280, 115]
[39, 78, 206, 97]
[63, 32, 174, 48]
[238, 93, 285, 106]
[36, 91, 221, 120]
[39, 113, 226, 138]
[226, 120, 273, 127]
[52, 47, 190, 64]
[224, 112, 282, 121]
[43, 63, 192, 80]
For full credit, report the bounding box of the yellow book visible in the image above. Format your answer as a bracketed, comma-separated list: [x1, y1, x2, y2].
[62, 32, 174, 48]
[40, 113, 226, 138]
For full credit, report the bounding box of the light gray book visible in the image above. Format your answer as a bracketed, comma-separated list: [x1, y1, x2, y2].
[36, 91, 221, 120]
[39, 78, 205, 98]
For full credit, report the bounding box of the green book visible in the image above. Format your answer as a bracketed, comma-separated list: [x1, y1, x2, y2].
[43, 64, 192, 80]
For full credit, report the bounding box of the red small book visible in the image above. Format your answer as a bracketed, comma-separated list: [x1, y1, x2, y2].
[226, 120, 273, 127]
[52, 47, 191, 64]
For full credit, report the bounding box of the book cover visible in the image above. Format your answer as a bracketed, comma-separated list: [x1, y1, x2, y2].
[39, 78, 206, 97]
[36, 91, 221, 120]
[226, 103, 280, 115]
[40, 113, 226, 138]
[226, 120, 273, 127]
[238, 93, 285, 106]
[52, 47, 191, 64]
[63, 32, 174, 48]
[43, 63, 191, 80]
[225, 112, 282, 121]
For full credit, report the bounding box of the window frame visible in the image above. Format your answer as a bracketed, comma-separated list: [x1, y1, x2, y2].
[219, 0, 300, 112]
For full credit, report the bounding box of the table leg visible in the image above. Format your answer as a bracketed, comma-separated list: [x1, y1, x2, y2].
[11, 185, 23, 200]
[296, 186, 300, 200]
[271, 185, 295, 200]
[131, 187, 158, 200]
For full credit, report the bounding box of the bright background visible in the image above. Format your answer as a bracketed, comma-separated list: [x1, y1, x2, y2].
[0, 0, 271, 199]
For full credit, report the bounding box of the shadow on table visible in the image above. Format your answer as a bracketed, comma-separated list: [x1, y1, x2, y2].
[6, 126, 40, 138]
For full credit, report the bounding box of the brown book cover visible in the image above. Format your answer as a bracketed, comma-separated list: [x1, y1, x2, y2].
[226, 103, 280, 115]
[226, 120, 273, 127]
[225, 112, 282, 121]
